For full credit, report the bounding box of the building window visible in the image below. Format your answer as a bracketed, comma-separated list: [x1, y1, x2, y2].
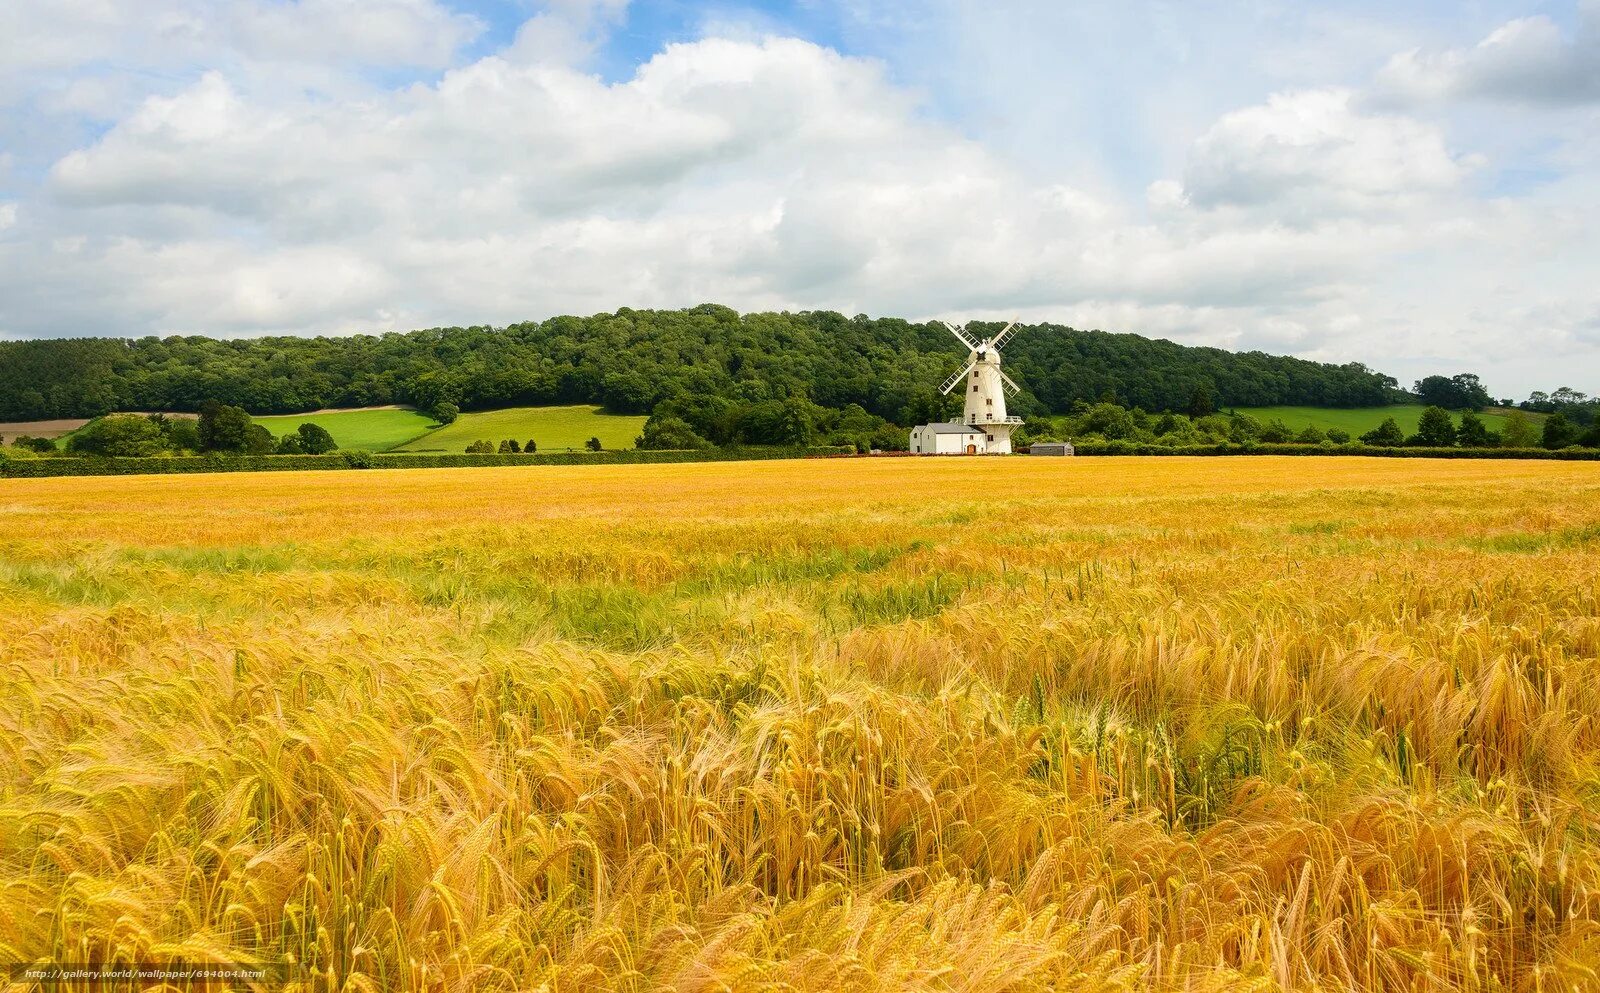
[972, 385, 978, 392]
[986, 434, 994, 441]
[986, 398, 993, 406]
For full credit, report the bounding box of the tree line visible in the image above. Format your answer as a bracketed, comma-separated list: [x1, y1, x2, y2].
[0, 305, 1407, 425]
[1003, 402, 1598, 451]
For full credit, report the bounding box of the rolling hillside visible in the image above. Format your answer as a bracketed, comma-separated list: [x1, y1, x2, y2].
[396, 405, 647, 452]
[254, 407, 439, 451]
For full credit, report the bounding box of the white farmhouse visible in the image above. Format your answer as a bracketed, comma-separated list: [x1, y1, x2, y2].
[909, 422, 993, 454]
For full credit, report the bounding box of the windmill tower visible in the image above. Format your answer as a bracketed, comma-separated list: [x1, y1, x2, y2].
[908, 320, 1027, 454]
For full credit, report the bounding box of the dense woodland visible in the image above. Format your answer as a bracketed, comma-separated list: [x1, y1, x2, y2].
[0, 306, 1407, 424]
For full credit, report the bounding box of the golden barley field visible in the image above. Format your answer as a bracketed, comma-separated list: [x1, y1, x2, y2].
[3, 456, 1600, 992]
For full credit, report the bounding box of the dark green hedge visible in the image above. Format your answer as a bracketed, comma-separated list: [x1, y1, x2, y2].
[1068, 441, 1600, 460]
[0, 447, 856, 478]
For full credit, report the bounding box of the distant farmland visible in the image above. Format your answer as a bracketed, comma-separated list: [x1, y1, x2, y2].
[396, 404, 647, 452]
[1230, 403, 1534, 436]
[253, 407, 439, 451]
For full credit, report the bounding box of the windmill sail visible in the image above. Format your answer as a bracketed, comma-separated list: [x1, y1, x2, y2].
[988, 321, 1020, 352]
[942, 321, 979, 351]
[941, 361, 977, 395]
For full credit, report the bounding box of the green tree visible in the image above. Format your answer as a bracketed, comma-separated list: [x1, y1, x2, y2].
[1295, 425, 1326, 444]
[637, 414, 713, 450]
[432, 402, 459, 425]
[197, 401, 258, 452]
[65, 414, 165, 457]
[1542, 412, 1578, 449]
[296, 423, 337, 454]
[1413, 406, 1457, 447]
[1500, 410, 1539, 448]
[1456, 411, 1494, 447]
[1187, 385, 1214, 418]
[161, 418, 201, 452]
[526, 439, 537, 453]
[1259, 419, 1294, 443]
[276, 434, 305, 454]
[1414, 373, 1491, 411]
[1326, 428, 1351, 444]
[1076, 402, 1136, 440]
[586, 436, 603, 452]
[1360, 417, 1405, 446]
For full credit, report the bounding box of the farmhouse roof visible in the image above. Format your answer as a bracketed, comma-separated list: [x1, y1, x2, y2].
[919, 422, 986, 434]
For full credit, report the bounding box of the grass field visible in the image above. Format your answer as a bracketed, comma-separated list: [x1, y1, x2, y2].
[2, 457, 1598, 991]
[1231, 403, 1531, 436]
[253, 407, 439, 451]
[396, 403, 647, 452]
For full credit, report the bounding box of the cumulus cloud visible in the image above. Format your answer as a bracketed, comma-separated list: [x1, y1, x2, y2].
[1374, 7, 1600, 107]
[18, 38, 1445, 338]
[0, 1, 1597, 396]
[1182, 89, 1474, 216]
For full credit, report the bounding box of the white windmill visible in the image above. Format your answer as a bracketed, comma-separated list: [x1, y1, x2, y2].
[908, 320, 1027, 455]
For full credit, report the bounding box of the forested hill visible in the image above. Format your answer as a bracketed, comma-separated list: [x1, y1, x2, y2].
[0, 305, 1402, 423]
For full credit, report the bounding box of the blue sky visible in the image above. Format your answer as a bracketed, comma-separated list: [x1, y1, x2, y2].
[1, 0, 1598, 396]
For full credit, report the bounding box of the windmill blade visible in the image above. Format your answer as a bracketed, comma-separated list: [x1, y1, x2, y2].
[988, 320, 1021, 352]
[942, 321, 979, 351]
[998, 369, 1023, 396]
[941, 360, 977, 395]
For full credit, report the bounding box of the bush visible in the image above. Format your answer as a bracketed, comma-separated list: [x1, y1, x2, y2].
[1294, 425, 1325, 444]
[637, 414, 713, 450]
[66, 414, 166, 458]
[1359, 418, 1405, 447]
[11, 435, 57, 453]
[1326, 428, 1351, 444]
[465, 440, 494, 454]
[526, 439, 537, 453]
[297, 423, 337, 454]
[1259, 419, 1295, 444]
[432, 402, 459, 426]
[336, 449, 374, 468]
[586, 436, 603, 452]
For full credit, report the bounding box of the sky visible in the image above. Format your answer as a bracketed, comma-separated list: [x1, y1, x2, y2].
[2, 1, 1598, 398]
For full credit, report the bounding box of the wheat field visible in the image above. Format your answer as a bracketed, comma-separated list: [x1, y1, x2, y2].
[2, 457, 1599, 992]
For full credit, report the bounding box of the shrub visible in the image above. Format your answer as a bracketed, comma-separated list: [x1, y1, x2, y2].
[586, 437, 603, 452]
[526, 440, 537, 453]
[1360, 418, 1405, 447]
[66, 414, 166, 458]
[336, 449, 374, 468]
[637, 415, 712, 450]
[1326, 428, 1351, 444]
[1259, 419, 1294, 444]
[1295, 425, 1326, 444]
[12, 435, 58, 453]
[297, 423, 337, 455]
[432, 402, 459, 425]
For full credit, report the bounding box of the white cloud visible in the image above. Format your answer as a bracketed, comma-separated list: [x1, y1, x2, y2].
[1182, 89, 1474, 216]
[0, 3, 1598, 398]
[1374, 8, 1600, 107]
